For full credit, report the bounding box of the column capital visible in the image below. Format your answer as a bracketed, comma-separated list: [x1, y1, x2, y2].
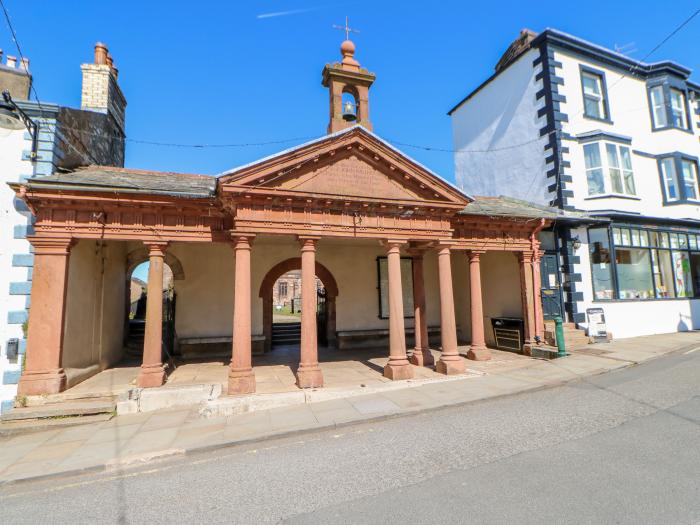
[144, 241, 169, 257]
[435, 241, 456, 256]
[298, 236, 320, 250]
[230, 235, 254, 250]
[383, 239, 406, 253]
[467, 249, 485, 261]
[518, 250, 535, 263]
[27, 236, 75, 255]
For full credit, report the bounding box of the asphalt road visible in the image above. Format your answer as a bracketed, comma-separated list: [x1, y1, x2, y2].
[2, 347, 700, 524]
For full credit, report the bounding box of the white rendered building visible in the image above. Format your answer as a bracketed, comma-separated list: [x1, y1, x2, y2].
[450, 28, 700, 339]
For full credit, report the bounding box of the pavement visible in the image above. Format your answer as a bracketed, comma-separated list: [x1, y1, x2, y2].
[0, 331, 698, 487]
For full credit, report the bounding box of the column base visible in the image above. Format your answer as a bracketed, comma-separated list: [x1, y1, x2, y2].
[383, 359, 414, 380]
[17, 369, 67, 396]
[466, 345, 491, 361]
[137, 363, 167, 388]
[409, 349, 435, 367]
[436, 356, 466, 375]
[228, 368, 256, 395]
[296, 365, 324, 389]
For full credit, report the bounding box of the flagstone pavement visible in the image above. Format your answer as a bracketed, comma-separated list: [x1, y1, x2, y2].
[0, 331, 698, 485]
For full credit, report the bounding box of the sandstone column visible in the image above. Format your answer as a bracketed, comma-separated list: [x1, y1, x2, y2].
[466, 250, 491, 361]
[436, 244, 466, 375]
[297, 237, 323, 388]
[229, 235, 256, 394]
[519, 251, 537, 355]
[17, 237, 74, 395]
[137, 242, 168, 388]
[409, 250, 433, 367]
[532, 250, 545, 342]
[383, 242, 413, 380]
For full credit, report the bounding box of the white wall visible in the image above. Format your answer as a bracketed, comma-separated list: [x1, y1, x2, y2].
[555, 49, 700, 220]
[451, 48, 550, 204]
[0, 128, 33, 412]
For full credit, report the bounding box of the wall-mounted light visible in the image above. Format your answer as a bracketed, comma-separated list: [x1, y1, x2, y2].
[0, 90, 38, 162]
[571, 235, 582, 252]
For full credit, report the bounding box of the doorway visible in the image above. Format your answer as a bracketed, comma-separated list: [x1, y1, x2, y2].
[540, 252, 563, 320]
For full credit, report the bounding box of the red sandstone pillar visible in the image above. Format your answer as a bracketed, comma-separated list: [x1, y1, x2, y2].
[383, 242, 413, 380]
[518, 251, 537, 355]
[533, 250, 545, 342]
[17, 237, 74, 395]
[229, 236, 256, 394]
[409, 250, 433, 367]
[436, 245, 466, 375]
[137, 242, 168, 388]
[297, 237, 323, 388]
[466, 250, 491, 361]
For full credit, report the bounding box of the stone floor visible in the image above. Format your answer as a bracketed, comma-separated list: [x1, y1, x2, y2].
[61, 345, 470, 399]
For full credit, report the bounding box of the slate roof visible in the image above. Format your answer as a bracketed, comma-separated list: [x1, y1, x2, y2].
[25, 166, 216, 198]
[462, 196, 604, 223]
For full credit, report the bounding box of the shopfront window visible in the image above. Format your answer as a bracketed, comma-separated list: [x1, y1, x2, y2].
[589, 228, 614, 300]
[589, 225, 700, 301]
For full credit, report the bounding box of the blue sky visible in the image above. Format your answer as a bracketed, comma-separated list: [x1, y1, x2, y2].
[3, 0, 700, 184]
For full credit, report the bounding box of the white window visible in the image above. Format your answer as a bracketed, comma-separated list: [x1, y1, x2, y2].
[581, 71, 606, 119]
[650, 86, 667, 127]
[660, 158, 680, 201]
[584, 142, 636, 197]
[670, 88, 688, 129]
[680, 159, 699, 201]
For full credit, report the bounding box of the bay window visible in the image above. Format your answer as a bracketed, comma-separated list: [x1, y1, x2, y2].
[583, 142, 636, 197]
[590, 225, 700, 300]
[648, 81, 692, 131]
[658, 155, 700, 204]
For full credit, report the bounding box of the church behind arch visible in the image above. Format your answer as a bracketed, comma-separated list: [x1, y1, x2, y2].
[9, 37, 595, 398]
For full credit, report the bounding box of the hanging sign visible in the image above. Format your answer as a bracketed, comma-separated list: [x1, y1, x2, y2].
[586, 307, 608, 342]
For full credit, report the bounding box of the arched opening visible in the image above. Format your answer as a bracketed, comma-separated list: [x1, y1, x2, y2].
[122, 248, 184, 364]
[341, 86, 358, 122]
[260, 258, 339, 354]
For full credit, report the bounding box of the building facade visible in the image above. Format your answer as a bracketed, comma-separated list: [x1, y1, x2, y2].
[450, 28, 700, 339]
[6, 39, 588, 401]
[0, 43, 126, 413]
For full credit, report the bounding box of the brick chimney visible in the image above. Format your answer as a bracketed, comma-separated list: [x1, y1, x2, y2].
[81, 42, 126, 133]
[0, 50, 32, 100]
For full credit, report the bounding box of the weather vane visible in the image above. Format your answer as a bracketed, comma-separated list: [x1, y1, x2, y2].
[333, 16, 360, 40]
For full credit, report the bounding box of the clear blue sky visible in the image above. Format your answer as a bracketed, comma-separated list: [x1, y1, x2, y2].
[3, 0, 700, 183]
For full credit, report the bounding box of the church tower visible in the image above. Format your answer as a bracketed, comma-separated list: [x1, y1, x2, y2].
[322, 35, 375, 134]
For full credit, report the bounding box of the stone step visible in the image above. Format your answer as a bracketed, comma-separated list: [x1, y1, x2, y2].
[0, 399, 116, 422]
[0, 413, 113, 437]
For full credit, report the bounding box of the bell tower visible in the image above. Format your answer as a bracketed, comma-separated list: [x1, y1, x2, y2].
[322, 24, 375, 134]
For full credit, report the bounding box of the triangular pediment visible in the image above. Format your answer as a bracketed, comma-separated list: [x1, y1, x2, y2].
[218, 126, 470, 208]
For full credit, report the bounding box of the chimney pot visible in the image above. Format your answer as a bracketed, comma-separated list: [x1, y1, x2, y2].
[6, 55, 17, 68]
[94, 42, 108, 65]
[106, 53, 113, 67]
[20, 57, 29, 71]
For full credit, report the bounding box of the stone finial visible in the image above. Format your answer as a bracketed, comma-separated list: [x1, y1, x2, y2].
[94, 42, 108, 65]
[340, 39, 360, 68]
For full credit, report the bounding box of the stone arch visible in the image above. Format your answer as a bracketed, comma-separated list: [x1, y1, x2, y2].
[126, 247, 185, 281]
[259, 258, 339, 352]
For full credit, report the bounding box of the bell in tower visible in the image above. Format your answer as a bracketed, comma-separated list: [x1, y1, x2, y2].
[322, 22, 376, 134]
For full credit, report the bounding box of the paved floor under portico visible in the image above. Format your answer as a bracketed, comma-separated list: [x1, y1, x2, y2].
[58, 345, 531, 400]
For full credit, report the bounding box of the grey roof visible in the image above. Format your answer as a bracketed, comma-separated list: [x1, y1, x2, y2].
[26, 166, 216, 198]
[461, 196, 605, 223]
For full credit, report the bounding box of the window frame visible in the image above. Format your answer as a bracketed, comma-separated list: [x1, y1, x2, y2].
[588, 224, 700, 302]
[657, 153, 700, 205]
[579, 65, 612, 123]
[582, 141, 637, 198]
[647, 77, 694, 133]
[376, 256, 415, 319]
